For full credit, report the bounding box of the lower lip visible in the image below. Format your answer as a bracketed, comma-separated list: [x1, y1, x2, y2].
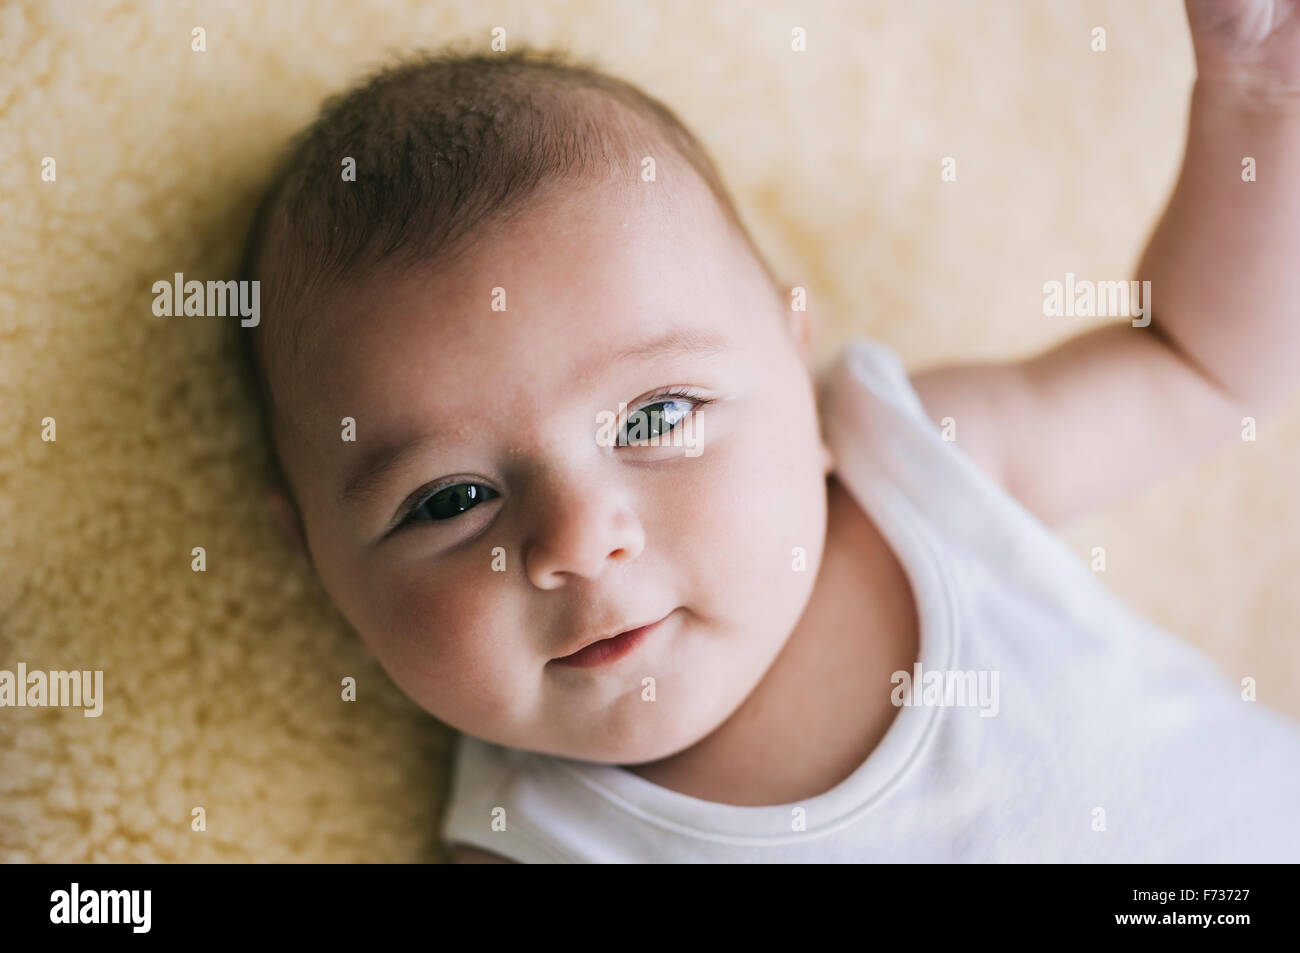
[553, 611, 674, 669]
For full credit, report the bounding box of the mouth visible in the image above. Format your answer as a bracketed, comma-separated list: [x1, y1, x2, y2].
[551, 609, 676, 669]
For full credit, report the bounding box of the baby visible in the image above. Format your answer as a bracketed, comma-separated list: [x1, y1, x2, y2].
[236, 5, 1300, 863]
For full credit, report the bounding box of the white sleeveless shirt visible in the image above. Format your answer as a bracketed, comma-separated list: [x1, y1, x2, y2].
[440, 336, 1300, 862]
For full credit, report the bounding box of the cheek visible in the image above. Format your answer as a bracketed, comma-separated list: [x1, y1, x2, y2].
[383, 571, 472, 652]
[662, 392, 827, 612]
[362, 558, 523, 721]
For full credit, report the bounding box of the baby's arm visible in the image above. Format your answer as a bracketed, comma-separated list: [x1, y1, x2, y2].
[913, 0, 1300, 527]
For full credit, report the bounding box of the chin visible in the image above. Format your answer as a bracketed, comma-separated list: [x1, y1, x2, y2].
[616, 711, 729, 767]
[539, 712, 705, 766]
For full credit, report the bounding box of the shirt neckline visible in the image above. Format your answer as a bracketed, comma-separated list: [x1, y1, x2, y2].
[546, 341, 962, 845]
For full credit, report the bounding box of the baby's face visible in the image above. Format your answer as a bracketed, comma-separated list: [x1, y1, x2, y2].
[273, 168, 833, 764]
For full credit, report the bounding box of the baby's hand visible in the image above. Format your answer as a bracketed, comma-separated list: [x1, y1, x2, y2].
[1186, 0, 1300, 103]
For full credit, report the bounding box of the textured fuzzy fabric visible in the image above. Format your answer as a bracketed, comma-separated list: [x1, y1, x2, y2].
[3, 0, 1297, 862]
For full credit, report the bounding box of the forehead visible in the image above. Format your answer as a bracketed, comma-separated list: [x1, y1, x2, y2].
[277, 169, 774, 460]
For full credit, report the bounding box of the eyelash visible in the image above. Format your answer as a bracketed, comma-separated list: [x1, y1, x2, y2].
[392, 387, 715, 530]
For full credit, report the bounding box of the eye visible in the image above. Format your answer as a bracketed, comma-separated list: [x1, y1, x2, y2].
[617, 388, 714, 446]
[402, 483, 499, 525]
[392, 388, 714, 533]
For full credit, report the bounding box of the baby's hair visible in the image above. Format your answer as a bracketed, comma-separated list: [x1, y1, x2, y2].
[235, 44, 780, 511]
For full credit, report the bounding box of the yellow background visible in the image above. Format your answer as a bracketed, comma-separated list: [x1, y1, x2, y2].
[2, 0, 1296, 862]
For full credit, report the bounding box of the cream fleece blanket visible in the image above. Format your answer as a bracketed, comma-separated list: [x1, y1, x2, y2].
[3, 0, 1297, 863]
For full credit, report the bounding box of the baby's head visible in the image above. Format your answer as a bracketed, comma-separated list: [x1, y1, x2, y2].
[238, 47, 834, 765]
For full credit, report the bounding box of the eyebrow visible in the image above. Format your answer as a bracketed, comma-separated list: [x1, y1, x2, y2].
[574, 326, 729, 386]
[339, 326, 730, 509]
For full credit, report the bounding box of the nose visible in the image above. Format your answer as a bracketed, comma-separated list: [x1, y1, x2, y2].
[523, 478, 647, 589]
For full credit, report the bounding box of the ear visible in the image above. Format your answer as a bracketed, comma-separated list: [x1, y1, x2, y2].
[266, 485, 373, 659]
[785, 284, 834, 478]
[267, 485, 307, 554]
[784, 283, 815, 367]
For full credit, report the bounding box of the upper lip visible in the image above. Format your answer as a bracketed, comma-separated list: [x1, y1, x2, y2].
[553, 609, 673, 660]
